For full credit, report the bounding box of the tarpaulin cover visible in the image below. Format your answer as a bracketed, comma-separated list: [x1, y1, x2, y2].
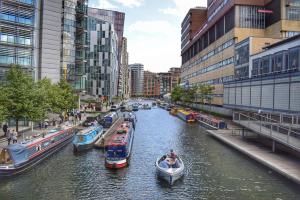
[7, 144, 29, 166]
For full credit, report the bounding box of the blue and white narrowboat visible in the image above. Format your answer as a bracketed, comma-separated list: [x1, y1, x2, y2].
[73, 125, 103, 152]
[0, 125, 75, 176]
[105, 122, 134, 169]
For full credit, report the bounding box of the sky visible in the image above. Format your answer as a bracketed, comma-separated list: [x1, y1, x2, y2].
[89, 0, 207, 72]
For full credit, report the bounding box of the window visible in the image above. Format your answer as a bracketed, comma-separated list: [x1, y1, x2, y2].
[272, 53, 283, 72]
[252, 59, 260, 76]
[239, 6, 265, 29]
[261, 57, 271, 75]
[289, 48, 300, 70]
[286, 0, 300, 21]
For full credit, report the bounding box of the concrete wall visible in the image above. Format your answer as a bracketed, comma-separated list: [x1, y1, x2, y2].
[38, 0, 62, 83]
[181, 103, 233, 117]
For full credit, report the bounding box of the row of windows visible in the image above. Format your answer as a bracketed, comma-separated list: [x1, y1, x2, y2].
[251, 46, 300, 77]
[198, 75, 235, 85]
[0, 13, 33, 25]
[0, 55, 32, 66]
[182, 38, 235, 71]
[0, 33, 31, 45]
[183, 57, 234, 80]
[182, 7, 235, 64]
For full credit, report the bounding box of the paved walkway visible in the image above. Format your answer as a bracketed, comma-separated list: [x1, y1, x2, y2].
[206, 129, 300, 185]
[0, 117, 86, 148]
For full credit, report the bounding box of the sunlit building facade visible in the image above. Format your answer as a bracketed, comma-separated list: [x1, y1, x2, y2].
[181, 0, 300, 107]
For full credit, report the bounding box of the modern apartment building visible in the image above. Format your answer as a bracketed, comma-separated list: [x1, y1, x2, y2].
[143, 71, 160, 98]
[181, 0, 300, 107]
[129, 63, 144, 97]
[85, 8, 119, 100]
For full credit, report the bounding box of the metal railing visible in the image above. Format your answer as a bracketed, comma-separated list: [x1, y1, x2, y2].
[233, 112, 300, 152]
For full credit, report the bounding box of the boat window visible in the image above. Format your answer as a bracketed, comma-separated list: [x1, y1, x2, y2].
[0, 149, 13, 165]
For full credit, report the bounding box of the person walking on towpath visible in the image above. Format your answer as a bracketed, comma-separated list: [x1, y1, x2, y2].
[2, 123, 8, 137]
[6, 129, 11, 145]
[12, 130, 18, 144]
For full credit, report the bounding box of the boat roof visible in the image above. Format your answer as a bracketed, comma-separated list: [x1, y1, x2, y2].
[77, 125, 102, 135]
[20, 125, 73, 148]
[107, 122, 131, 146]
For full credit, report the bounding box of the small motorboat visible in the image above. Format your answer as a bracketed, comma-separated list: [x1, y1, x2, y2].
[156, 154, 184, 185]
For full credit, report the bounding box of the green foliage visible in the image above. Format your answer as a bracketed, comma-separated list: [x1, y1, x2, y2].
[0, 66, 78, 130]
[171, 86, 183, 103]
[182, 86, 198, 105]
[197, 84, 215, 104]
[54, 79, 77, 114]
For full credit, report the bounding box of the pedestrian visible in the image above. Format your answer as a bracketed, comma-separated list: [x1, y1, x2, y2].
[6, 129, 11, 145]
[12, 129, 18, 144]
[2, 123, 8, 137]
[78, 112, 82, 121]
[44, 121, 48, 129]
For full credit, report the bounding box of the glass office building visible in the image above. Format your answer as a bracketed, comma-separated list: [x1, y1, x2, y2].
[0, 0, 36, 80]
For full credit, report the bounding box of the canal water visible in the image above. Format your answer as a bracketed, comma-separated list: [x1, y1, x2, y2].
[0, 105, 299, 200]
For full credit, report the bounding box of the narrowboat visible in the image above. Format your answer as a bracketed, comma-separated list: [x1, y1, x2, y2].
[73, 125, 104, 152]
[0, 125, 75, 176]
[197, 114, 227, 129]
[176, 109, 197, 123]
[102, 112, 119, 128]
[105, 122, 134, 169]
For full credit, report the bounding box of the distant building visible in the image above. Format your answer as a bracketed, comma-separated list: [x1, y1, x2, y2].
[129, 64, 144, 97]
[119, 37, 130, 99]
[158, 72, 171, 96]
[168, 67, 181, 92]
[144, 71, 160, 97]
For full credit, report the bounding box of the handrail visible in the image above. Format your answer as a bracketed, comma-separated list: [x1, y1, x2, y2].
[234, 112, 299, 136]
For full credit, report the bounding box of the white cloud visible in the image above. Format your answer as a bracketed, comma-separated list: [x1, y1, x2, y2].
[89, 0, 143, 9]
[113, 0, 144, 8]
[128, 20, 177, 35]
[160, 0, 206, 18]
[89, 0, 117, 9]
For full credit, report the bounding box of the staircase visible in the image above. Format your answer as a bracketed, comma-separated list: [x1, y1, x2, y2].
[233, 112, 300, 152]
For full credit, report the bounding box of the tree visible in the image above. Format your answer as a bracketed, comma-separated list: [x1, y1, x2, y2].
[54, 80, 77, 119]
[182, 86, 198, 106]
[197, 84, 215, 112]
[171, 86, 183, 103]
[0, 66, 48, 132]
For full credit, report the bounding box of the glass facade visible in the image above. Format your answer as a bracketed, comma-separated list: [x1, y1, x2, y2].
[61, 0, 77, 82]
[239, 6, 265, 29]
[0, 0, 35, 80]
[251, 45, 300, 77]
[286, 0, 300, 20]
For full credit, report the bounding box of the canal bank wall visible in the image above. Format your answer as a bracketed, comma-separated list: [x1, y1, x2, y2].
[206, 129, 300, 185]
